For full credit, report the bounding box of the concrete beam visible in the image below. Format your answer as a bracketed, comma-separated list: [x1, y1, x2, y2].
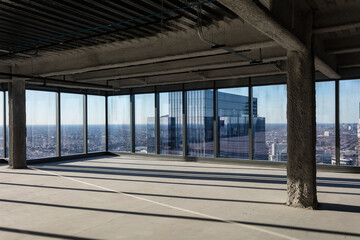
[325, 35, 360, 55]
[69, 46, 286, 82]
[217, 0, 306, 52]
[218, 0, 340, 79]
[14, 20, 275, 77]
[110, 63, 285, 88]
[313, 4, 360, 34]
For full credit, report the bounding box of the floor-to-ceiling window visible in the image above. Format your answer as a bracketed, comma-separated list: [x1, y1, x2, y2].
[217, 87, 249, 159]
[0, 92, 4, 158]
[340, 79, 360, 166]
[87, 95, 106, 153]
[187, 90, 214, 157]
[316, 81, 336, 165]
[26, 90, 57, 160]
[135, 94, 155, 154]
[108, 95, 131, 152]
[5, 92, 9, 158]
[252, 85, 287, 161]
[159, 92, 183, 155]
[61, 93, 85, 156]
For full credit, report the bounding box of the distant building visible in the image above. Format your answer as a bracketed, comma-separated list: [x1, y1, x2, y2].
[148, 90, 267, 158]
[317, 153, 332, 165]
[270, 143, 287, 161]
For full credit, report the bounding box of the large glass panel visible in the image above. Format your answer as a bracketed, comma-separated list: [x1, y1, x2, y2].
[0, 92, 4, 158]
[5, 92, 8, 158]
[108, 95, 131, 152]
[87, 95, 106, 153]
[316, 82, 336, 165]
[187, 90, 214, 157]
[61, 93, 84, 156]
[252, 85, 287, 161]
[159, 92, 183, 155]
[135, 94, 155, 153]
[218, 87, 249, 159]
[26, 90, 57, 160]
[340, 79, 360, 166]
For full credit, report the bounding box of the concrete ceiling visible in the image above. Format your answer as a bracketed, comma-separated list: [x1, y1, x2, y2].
[0, 0, 359, 90]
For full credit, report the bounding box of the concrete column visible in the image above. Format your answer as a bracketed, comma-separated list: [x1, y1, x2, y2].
[286, 23, 318, 208]
[8, 79, 27, 169]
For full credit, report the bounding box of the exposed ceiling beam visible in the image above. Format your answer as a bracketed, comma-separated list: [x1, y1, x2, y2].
[14, 20, 276, 77]
[325, 35, 360, 55]
[313, 4, 360, 34]
[69, 46, 286, 82]
[218, 0, 340, 79]
[110, 63, 285, 88]
[217, 0, 306, 52]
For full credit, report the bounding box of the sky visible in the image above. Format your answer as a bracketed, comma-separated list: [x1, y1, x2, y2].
[135, 94, 155, 124]
[253, 85, 287, 124]
[25, 91, 106, 125]
[108, 95, 130, 125]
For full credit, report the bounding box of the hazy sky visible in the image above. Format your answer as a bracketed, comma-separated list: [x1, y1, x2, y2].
[340, 79, 360, 123]
[87, 95, 105, 125]
[316, 81, 335, 124]
[108, 95, 130, 124]
[26, 90, 56, 125]
[135, 93, 154, 124]
[253, 85, 287, 124]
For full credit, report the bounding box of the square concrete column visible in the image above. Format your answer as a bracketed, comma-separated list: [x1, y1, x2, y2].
[286, 48, 318, 209]
[8, 79, 27, 169]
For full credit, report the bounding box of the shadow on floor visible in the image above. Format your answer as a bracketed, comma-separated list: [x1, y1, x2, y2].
[0, 198, 360, 238]
[32, 164, 360, 189]
[0, 226, 97, 240]
[318, 202, 360, 213]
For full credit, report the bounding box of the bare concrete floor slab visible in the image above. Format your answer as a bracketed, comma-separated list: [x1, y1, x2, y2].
[0, 156, 359, 240]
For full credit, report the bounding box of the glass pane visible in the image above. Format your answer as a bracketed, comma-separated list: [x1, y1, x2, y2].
[340, 79, 360, 166]
[316, 82, 335, 165]
[61, 93, 84, 156]
[5, 92, 8, 158]
[135, 94, 155, 154]
[187, 90, 214, 157]
[218, 87, 249, 159]
[0, 92, 4, 158]
[26, 90, 57, 160]
[87, 95, 106, 153]
[252, 85, 287, 161]
[159, 92, 182, 155]
[108, 95, 131, 152]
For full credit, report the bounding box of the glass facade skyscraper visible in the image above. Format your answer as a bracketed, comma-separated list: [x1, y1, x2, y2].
[151, 89, 266, 158]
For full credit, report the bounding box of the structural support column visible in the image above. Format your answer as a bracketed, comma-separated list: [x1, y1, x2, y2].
[8, 79, 27, 169]
[286, 28, 318, 208]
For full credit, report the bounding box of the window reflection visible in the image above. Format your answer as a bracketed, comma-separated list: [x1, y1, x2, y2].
[87, 95, 106, 153]
[61, 93, 84, 156]
[217, 87, 249, 159]
[340, 80, 360, 166]
[135, 94, 155, 154]
[108, 95, 131, 152]
[159, 92, 183, 155]
[316, 82, 336, 165]
[26, 90, 57, 159]
[252, 85, 287, 161]
[187, 90, 214, 157]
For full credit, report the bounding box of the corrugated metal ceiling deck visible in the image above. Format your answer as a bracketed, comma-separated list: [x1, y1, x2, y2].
[0, 0, 238, 60]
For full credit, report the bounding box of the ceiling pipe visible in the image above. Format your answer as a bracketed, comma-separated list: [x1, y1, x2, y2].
[196, 6, 261, 63]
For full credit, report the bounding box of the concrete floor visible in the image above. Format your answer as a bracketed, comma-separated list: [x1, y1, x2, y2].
[0, 156, 359, 240]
